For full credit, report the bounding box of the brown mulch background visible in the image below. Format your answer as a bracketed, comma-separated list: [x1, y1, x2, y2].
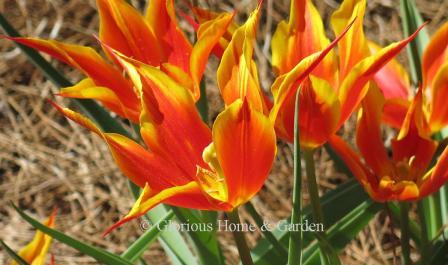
[1, 0, 447, 264]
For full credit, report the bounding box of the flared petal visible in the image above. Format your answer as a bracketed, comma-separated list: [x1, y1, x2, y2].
[271, 0, 337, 84]
[328, 135, 380, 199]
[97, 0, 162, 65]
[104, 181, 224, 235]
[419, 146, 448, 197]
[12, 210, 56, 265]
[422, 21, 448, 90]
[368, 41, 411, 99]
[145, 0, 192, 71]
[277, 76, 341, 149]
[356, 85, 394, 177]
[8, 37, 139, 121]
[117, 56, 212, 179]
[213, 99, 276, 207]
[338, 24, 426, 127]
[217, 3, 266, 113]
[51, 102, 190, 191]
[331, 0, 370, 79]
[190, 12, 234, 100]
[428, 63, 448, 132]
[269, 19, 355, 125]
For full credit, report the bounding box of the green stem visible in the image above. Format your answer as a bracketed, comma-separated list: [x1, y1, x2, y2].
[288, 89, 303, 265]
[244, 202, 288, 257]
[304, 150, 324, 225]
[400, 202, 412, 265]
[417, 201, 429, 263]
[227, 208, 254, 265]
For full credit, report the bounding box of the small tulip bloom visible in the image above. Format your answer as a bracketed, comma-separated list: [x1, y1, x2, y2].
[11, 211, 56, 265]
[329, 86, 448, 201]
[5, 0, 233, 122]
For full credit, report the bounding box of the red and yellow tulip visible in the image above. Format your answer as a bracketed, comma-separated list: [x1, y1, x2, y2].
[5, 0, 233, 122]
[329, 85, 448, 201]
[51, 19, 277, 233]
[11, 211, 56, 265]
[268, 0, 426, 150]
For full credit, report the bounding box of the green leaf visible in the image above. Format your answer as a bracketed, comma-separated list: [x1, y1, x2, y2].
[0, 240, 30, 265]
[121, 211, 175, 262]
[429, 240, 448, 265]
[171, 207, 226, 265]
[11, 204, 132, 265]
[302, 202, 382, 264]
[195, 80, 209, 123]
[399, 0, 429, 84]
[252, 179, 371, 265]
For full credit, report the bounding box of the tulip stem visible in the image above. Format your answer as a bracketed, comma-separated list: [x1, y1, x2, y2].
[287, 88, 303, 265]
[400, 202, 412, 265]
[228, 208, 254, 265]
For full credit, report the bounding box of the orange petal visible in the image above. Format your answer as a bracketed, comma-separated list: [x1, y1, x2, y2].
[269, 19, 355, 124]
[382, 98, 410, 129]
[217, 4, 266, 113]
[145, 0, 192, 71]
[368, 41, 411, 99]
[428, 63, 448, 132]
[117, 57, 212, 179]
[190, 12, 234, 100]
[331, 0, 370, 79]
[212, 99, 276, 207]
[356, 85, 394, 178]
[50, 102, 191, 191]
[104, 181, 224, 235]
[328, 135, 380, 200]
[422, 21, 448, 90]
[13, 210, 56, 265]
[97, 0, 163, 65]
[419, 146, 448, 198]
[338, 23, 426, 127]
[276, 76, 341, 149]
[272, 0, 337, 84]
[8, 37, 139, 121]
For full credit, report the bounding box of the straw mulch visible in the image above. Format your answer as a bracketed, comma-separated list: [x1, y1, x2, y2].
[1, 0, 446, 264]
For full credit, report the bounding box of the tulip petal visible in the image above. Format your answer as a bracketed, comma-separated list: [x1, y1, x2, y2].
[213, 99, 276, 207]
[338, 23, 426, 127]
[97, 0, 162, 65]
[419, 146, 448, 197]
[422, 21, 448, 90]
[13, 210, 56, 265]
[368, 41, 411, 99]
[190, 12, 234, 100]
[51, 102, 191, 191]
[331, 0, 370, 79]
[356, 85, 394, 177]
[8, 37, 139, 121]
[277, 76, 341, 149]
[272, 0, 337, 83]
[117, 57, 212, 179]
[382, 98, 410, 128]
[217, 4, 266, 113]
[429, 63, 448, 132]
[104, 181, 222, 235]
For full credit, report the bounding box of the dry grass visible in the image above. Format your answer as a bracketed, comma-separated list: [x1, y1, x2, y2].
[0, 0, 447, 264]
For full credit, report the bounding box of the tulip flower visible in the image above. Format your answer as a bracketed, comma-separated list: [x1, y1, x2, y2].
[269, 0, 424, 149]
[11, 211, 56, 265]
[329, 85, 448, 201]
[51, 23, 277, 234]
[5, 0, 233, 122]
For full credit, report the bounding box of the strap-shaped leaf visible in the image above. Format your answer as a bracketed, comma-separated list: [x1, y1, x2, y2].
[0, 240, 30, 265]
[11, 204, 133, 265]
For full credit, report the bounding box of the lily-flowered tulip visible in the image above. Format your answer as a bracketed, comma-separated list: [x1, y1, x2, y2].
[11, 211, 56, 265]
[329, 85, 448, 201]
[269, 0, 423, 150]
[51, 18, 277, 233]
[5, 0, 233, 122]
